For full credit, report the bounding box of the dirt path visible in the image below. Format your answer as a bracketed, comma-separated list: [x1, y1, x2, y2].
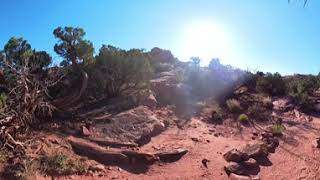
[36, 114, 320, 180]
[103, 116, 320, 180]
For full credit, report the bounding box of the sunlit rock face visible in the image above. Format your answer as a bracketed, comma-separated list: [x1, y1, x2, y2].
[90, 106, 165, 146]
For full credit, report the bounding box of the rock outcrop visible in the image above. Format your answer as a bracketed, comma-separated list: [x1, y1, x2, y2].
[88, 106, 165, 146]
[150, 70, 197, 116]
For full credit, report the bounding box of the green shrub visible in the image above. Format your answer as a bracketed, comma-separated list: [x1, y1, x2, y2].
[256, 72, 285, 95]
[226, 99, 241, 113]
[40, 154, 87, 175]
[238, 114, 249, 123]
[270, 124, 286, 136]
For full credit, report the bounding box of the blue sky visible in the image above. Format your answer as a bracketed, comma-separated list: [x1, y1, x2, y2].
[1, 0, 320, 75]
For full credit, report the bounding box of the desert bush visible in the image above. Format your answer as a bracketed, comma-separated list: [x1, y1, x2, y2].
[93, 45, 153, 98]
[285, 75, 318, 110]
[256, 72, 286, 95]
[200, 100, 224, 122]
[211, 111, 223, 122]
[238, 114, 249, 123]
[226, 99, 241, 113]
[270, 124, 286, 136]
[0, 37, 58, 126]
[247, 103, 269, 121]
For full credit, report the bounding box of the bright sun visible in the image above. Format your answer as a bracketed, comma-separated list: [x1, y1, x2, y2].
[180, 21, 229, 65]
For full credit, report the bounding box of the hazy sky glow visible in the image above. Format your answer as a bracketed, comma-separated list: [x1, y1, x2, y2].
[1, 0, 320, 74]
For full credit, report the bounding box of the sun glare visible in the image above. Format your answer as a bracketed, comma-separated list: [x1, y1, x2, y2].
[180, 21, 229, 65]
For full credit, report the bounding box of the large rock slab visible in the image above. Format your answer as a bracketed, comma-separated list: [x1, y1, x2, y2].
[150, 71, 179, 105]
[89, 106, 165, 146]
[272, 97, 293, 111]
[150, 71, 198, 117]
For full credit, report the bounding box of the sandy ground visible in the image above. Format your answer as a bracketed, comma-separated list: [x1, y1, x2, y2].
[35, 113, 320, 180]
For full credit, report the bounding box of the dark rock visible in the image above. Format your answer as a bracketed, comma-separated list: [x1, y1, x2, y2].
[201, 158, 210, 168]
[224, 162, 246, 175]
[261, 132, 273, 139]
[242, 143, 268, 160]
[191, 137, 200, 142]
[224, 160, 260, 176]
[155, 148, 188, 163]
[252, 132, 259, 136]
[263, 137, 279, 153]
[312, 138, 320, 148]
[223, 149, 249, 163]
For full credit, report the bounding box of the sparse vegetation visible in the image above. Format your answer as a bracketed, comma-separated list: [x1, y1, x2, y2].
[256, 72, 286, 96]
[40, 154, 87, 175]
[0, 22, 319, 179]
[226, 99, 241, 113]
[247, 103, 268, 120]
[285, 75, 319, 110]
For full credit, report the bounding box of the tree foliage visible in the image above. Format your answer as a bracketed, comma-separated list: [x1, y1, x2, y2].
[92, 45, 153, 98]
[148, 47, 178, 73]
[53, 27, 94, 68]
[52, 27, 93, 107]
[1, 37, 51, 74]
